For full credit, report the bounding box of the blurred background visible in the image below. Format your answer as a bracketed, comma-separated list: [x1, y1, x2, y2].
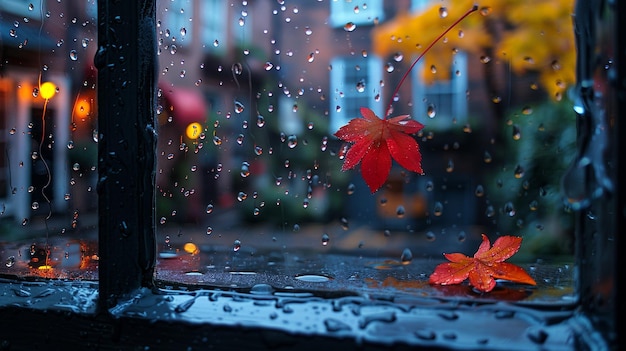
[0, 0, 576, 281]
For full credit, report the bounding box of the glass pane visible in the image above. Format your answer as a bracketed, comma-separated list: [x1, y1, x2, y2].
[155, 0, 575, 304]
[0, 0, 99, 279]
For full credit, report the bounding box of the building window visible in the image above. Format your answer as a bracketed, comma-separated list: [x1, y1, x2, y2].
[330, 56, 384, 134]
[412, 51, 468, 130]
[329, 0, 384, 28]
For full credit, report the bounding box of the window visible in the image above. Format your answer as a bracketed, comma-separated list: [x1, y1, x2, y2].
[412, 51, 468, 130]
[330, 56, 384, 134]
[329, 0, 384, 28]
[0, 1, 621, 350]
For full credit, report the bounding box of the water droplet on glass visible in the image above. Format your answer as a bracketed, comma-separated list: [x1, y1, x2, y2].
[512, 125, 521, 140]
[160, 217, 166, 225]
[356, 80, 365, 93]
[81, 38, 89, 48]
[321, 233, 330, 246]
[485, 205, 495, 217]
[475, 185, 485, 197]
[344, 22, 356, 32]
[307, 53, 315, 62]
[31, 202, 39, 210]
[5, 256, 15, 268]
[514, 164, 525, 178]
[446, 159, 454, 172]
[427, 104, 436, 118]
[234, 101, 245, 113]
[483, 151, 492, 163]
[504, 202, 516, 216]
[385, 62, 395, 73]
[439, 6, 448, 18]
[287, 135, 298, 149]
[425, 231, 436, 241]
[400, 248, 413, 264]
[433, 202, 443, 216]
[233, 239, 241, 252]
[425, 181, 434, 192]
[240, 162, 250, 178]
[529, 200, 538, 211]
[457, 231, 466, 242]
[396, 206, 405, 218]
[206, 227, 213, 235]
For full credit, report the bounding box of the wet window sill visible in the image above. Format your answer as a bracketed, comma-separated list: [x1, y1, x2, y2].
[0, 251, 602, 350]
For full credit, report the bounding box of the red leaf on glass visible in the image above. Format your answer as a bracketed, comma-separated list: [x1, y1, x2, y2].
[333, 107, 424, 192]
[333, 6, 478, 192]
[429, 234, 537, 293]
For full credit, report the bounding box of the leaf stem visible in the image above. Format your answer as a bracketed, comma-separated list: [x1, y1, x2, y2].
[385, 4, 478, 118]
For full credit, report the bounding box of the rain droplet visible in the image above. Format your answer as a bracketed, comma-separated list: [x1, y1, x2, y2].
[233, 239, 241, 252]
[504, 202, 516, 216]
[483, 151, 492, 163]
[396, 206, 405, 218]
[206, 204, 214, 214]
[256, 115, 265, 127]
[400, 248, 413, 264]
[5, 256, 15, 268]
[514, 164, 525, 178]
[439, 6, 448, 18]
[512, 125, 521, 140]
[237, 192, 248, 201]
[356, 80, 365, 93]
[344, 22, 356, 32]
[427, 104, 436, 118]
[425, 231, 436, 241]
[234, 101, 245, 113]
[206, 227, 213, 235]
[393, 52, 403, 62]
[475, 185, 485, 197]
[321, 233, 330, 246]
[433, 202, 443, 216]
[287, 135, 298, 148]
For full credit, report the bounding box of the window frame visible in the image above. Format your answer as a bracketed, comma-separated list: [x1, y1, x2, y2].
[0, 0, 622, 349]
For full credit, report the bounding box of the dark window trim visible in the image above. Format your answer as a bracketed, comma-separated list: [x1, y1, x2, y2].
[0, 0, 622, 350]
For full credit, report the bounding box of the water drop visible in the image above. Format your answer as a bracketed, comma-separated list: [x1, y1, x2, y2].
[206, 227, 213, 235]
[427, 104, 436, 118]
[205, 204, 214, 214]
[287, 135, 298, 148]
[396, 206, 405, 218]
[321, 233, 330, 246]
[433, 202, 443, 216]
[475, 185, 485, 197]
[439, 6, 448, 18]
[256, 115, 265, 127]
[425, 231, 436, 241]
[514, 164, 525, 178]
[234, 101, 245, 113]
[400, 248, 413, 264]
[5, 256, 15, 268]
[344, 22, 356, 32]
[504, 202, 516, 216]
[233, 239, 241, 252]
[356, 80, 365, 93]
[512, 125, 521, 140]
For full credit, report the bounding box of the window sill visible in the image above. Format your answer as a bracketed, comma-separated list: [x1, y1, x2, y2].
[0, 254, 605, 350]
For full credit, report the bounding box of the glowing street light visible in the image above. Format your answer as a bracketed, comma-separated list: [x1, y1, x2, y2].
[39, 81, 57, 100]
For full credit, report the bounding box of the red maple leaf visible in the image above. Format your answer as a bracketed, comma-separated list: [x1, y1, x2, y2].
[429, 234, 537, 293]
[333, 107, 424, 193]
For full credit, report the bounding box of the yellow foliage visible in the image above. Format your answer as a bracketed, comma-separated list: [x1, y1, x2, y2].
[372, 0, 575, 99]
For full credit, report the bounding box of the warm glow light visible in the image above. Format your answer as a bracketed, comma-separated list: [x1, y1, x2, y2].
[37, 265, 53, 270]
[183, 242, 199, 255]
[40, 81, 57, 100]
[73, 98, 92, 119]
[185, 122, 203, 140]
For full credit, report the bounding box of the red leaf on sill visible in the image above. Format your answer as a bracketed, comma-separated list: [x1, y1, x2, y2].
[333, 107, 424, 192]
[429, 234, 536, 293]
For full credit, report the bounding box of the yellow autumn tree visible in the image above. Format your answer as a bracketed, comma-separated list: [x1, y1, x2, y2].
[372, 0, 575, 100]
